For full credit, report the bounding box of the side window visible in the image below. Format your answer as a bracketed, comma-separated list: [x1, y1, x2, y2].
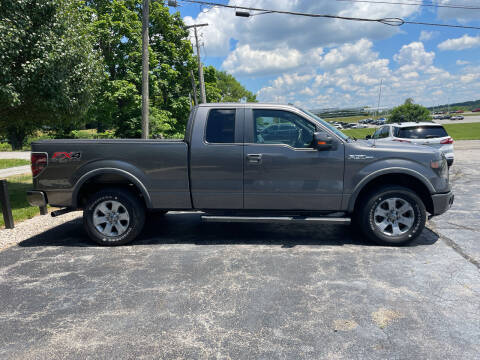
[392, 126, 400, 137]
[372, 127, 382, 139]
[375, 126, 389, 139]
[253, 109, 316, 148]
[383, 126, 391, 138]
[205, 109, 236, 144]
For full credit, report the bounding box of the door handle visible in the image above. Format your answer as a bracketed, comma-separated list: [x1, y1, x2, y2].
[247, 154, 262, 164]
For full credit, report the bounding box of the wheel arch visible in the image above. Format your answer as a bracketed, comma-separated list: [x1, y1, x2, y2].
[72, 168, 152, 209]
[349, 171, 434, 215]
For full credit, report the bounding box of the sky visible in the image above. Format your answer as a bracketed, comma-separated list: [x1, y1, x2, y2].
[172, 0, 480, 109]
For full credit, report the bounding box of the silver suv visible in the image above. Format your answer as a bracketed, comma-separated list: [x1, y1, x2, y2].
[371, 122, 454, 166]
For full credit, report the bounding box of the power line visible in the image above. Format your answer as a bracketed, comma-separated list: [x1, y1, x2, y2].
[336, 0, 480, 10]
[176, 0, 480, 30]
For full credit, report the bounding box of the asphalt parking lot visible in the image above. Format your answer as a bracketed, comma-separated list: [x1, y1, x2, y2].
[1, 142, 479, 359]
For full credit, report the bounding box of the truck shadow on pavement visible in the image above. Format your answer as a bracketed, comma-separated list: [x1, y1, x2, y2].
[18, 212, 440, 248]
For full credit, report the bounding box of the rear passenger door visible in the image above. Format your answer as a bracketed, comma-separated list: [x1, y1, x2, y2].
[189, 107, 245, 209]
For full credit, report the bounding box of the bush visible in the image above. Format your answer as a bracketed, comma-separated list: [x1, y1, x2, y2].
[97, 130, 116, 139]
[22, 132, 55, 150]
[389, 99, 431, 123]
[71, 129, 97, 139]
[0, 143, 12, 151]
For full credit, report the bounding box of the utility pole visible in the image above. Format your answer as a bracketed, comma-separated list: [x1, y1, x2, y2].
[186, 23, 208, 104]
[141, 0, 149, 139]
[376, 78, 383, 120]
[190, 70, 198, 106]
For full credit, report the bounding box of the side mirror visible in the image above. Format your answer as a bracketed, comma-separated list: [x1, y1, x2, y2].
[313, 132, 333, 151]
[365, 135, 372, 140]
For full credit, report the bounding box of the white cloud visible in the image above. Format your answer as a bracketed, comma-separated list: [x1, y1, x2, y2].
[222, 45, 306, 76]
[394, 42, 435, 72]
[436, 0, 480, 22]
[185, 0, 420, 59]
[256, 41, 480, 109]
[318, 39, 376, 70]
[419, 31, 437, 41]
[183, 1, 480, 109]
[222, 39, 377, 76]
[456, 60, 470, 66]
[438, 34, 480, 51]
[460, 73, 480, 83]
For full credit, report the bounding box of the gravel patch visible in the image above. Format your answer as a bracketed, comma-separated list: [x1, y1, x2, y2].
[0, 211, 82, 250]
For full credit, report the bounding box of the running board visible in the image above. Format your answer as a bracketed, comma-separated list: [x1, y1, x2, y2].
[201, 216, 351, 225]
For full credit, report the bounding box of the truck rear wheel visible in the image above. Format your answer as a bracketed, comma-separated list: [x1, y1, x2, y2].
[358, 186, 426, 246]
[83, 188, 146, 246]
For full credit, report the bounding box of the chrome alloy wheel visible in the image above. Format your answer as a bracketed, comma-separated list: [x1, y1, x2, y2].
[373, 197, 415, 237]
[93, 200, 130, 237]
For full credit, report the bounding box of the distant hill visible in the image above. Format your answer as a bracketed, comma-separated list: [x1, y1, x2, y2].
[428, 99, 480, 111]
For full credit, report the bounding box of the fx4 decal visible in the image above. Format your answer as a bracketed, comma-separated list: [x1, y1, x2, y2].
[51, 151, 82, 162]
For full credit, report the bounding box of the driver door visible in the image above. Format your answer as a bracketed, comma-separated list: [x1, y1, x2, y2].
[244, 108, 345, 211]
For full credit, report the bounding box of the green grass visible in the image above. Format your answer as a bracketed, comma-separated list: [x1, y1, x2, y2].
[0, 159, 30, 169]
[341, 122, 480, 140]
[342, 128, 375, 139]
[443, 123, 480, 140]
[325, 115, 369, 123]
[0, 175, 41, 228]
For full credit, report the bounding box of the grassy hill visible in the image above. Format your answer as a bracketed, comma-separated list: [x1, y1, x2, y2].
[428, 99, 480, 112]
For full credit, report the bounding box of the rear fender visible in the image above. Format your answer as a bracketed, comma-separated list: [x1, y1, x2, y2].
[71, 160, 152, 208]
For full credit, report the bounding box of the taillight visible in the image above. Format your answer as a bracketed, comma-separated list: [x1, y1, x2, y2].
[440, 137, 454, 144]
[393, 139, 411, 143]
[31, 153, 47, 177]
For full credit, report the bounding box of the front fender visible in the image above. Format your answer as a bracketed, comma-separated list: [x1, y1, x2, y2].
[344, 159, 437, 212]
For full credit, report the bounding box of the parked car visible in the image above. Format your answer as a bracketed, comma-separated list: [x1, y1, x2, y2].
[450, 116, 464, 120]
[473, 108, 480, 112]
[370, 122, 454, 166]
[27, 103, 453, 247]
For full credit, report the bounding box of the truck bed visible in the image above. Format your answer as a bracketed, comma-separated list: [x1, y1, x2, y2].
[31, 139, 192, 209]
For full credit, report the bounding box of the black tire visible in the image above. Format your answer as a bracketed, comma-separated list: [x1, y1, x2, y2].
[83, 188, 146, 246]
[358, 185, 426, 246]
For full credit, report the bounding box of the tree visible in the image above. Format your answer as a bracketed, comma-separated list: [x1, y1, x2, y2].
[0, 0, 101, 149]
[388, 99, 431, 124]
[202, 66, 257, 104]
[86, 0, 197, 138]
[216, 70, 257, 102]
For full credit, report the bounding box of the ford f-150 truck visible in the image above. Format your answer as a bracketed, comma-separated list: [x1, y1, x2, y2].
[27, 103, 454, 246]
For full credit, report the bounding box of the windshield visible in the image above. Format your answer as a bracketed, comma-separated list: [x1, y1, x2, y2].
[297, 108, 350, 141]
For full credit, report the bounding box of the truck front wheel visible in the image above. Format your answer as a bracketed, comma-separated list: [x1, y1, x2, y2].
[358, 186, 426, 246]
[83, 188, 146, 246]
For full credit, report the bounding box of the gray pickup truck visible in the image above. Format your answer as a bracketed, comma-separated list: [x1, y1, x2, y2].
[27, 103, 453, 246]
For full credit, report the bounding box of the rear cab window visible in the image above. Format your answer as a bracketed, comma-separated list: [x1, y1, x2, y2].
[205, 109, 236, 143]
[394, 126, 448, 139]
